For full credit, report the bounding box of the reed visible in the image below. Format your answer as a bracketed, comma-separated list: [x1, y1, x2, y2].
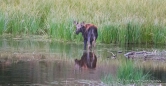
[102, 60, 150, 85]
[0, 0, 166, 44]
[0, 12, 5, 35]
[117, 60, 150, 84]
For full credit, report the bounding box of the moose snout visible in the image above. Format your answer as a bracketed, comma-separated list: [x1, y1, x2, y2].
[75, 31, 79, 35]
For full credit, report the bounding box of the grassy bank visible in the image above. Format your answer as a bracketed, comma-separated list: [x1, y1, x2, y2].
[0, 0, 166, 44]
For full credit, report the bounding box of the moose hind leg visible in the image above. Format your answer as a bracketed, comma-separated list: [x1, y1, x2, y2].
[84, 40, 87, 50]
[92, 36, 96, 47]
[92, 29, 96, 48]
[87, 36, 91, 50]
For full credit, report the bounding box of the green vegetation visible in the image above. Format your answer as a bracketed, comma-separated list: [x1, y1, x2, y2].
[0, 0, 166, 44]
[102, 60, 150, 85]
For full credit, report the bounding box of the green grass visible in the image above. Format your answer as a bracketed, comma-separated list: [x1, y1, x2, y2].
[117, 61, 150, 83]
[0, 12, 5, 35]
[102, 60, 150, 85]
[0, 0, 166, 44]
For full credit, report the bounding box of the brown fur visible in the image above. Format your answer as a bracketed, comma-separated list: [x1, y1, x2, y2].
[84, 24, 97, 31]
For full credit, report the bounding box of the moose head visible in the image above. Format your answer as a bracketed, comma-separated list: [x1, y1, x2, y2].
[74, 21, 85, 34]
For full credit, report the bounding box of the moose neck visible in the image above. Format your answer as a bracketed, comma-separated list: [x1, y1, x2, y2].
[81, 26, 86, 35]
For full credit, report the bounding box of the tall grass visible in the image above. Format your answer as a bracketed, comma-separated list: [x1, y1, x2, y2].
[102, 60, 150, 85]
[0, 0, 166, 44]
[0, 12, 5, 35]
[117, 61, 150, 83]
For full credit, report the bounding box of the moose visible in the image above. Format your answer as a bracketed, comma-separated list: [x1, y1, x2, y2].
[74, 21, 98, 50]
[75, 51, 97, 69]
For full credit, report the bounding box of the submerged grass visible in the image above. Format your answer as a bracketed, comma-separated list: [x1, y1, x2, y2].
[0, 0, 166, 44]
[117, 61, 150, 84]
[102, 60, 150, 85]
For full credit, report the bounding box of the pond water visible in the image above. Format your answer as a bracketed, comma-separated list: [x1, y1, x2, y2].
[0, 37, 166, 85]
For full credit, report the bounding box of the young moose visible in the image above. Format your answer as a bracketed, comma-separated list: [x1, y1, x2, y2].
[74, 21, 98, 50]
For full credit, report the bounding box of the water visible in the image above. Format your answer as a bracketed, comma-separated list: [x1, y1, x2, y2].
[0, 37, 166, 85]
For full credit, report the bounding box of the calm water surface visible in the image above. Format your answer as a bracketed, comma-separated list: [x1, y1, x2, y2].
[0, 37, 166, 85]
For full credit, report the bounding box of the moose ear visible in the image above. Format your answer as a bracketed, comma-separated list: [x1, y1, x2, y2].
[74, 21, 78, 25]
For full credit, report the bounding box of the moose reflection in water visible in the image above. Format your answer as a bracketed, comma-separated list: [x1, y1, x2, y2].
[75, 51, 97, 70]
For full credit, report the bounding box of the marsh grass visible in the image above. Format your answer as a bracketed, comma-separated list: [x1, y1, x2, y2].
[0, 12, 5, 35]
[0, 0, 166, 44]
[117, 61, 150, 84]
[102, 60, 150, 85]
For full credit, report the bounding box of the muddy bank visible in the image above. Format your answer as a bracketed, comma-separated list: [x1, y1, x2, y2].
[124, 51, 166, 61]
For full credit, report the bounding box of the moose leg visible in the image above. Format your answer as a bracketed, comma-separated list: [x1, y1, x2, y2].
[90, 41, 93, 48]
[92, 30, 96, 48]
[92, 36, 96, 47]
[84, 40, 87, 50]
[87, 30, 93, 50]
[87, 36, 91, 50]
